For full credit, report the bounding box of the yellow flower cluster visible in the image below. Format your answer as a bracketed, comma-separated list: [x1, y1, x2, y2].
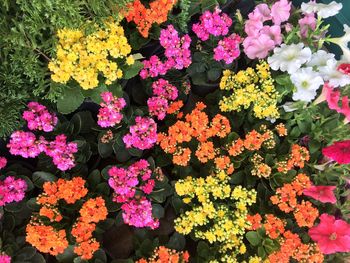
[174, 171, 257, 262]
[219, 61, 280, 119]
[49, 19, 133, 89]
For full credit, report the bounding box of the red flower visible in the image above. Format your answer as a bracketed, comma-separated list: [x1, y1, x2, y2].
[338, 63, 350, 76]
[322, 140, 350, 164]
[303, 185, 337, 204]
[309, 213, 350, 254]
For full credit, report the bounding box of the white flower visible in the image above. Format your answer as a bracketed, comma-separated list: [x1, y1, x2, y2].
[301, 1, 342, 18]
[282, 102, 299, 112]
[291, 67, 324, 102]
[318, 58, 350, 87]
[307, 50, 335, 69]
[329, 24, 350, 62]
[268, 43, 312, 74]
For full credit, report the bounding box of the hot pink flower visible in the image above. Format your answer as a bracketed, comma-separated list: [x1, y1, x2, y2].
[97, 92, 126, 128]
[271, 0, 291, 25]
[22, 102, 57, 132]
[147, 97, 169, 120]
[7, 131, 41, 158]
[152, 79, 178, 101]
[303, 185, 337, 203]
[214, 33, 241, 64]
[322, 140, 350, 164]
[338, 63, 350, 76]
[324, 84, 341, 110]
[243, 35, 275, 59]
[309, 213, 350, 254]
[299, 13, 317, 38]
[0, 254, 11, 263]
[0, 176, 27, 206]
[0, 157, 7, 170]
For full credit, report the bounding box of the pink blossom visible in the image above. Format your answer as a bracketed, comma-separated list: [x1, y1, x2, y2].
[152, 79, 178, 101]
[121, 197, 159, 229]
[299, 13, 317, 38]
[0, 176, 27, 206]
[7, 131, 41, 158]
[243, 35, 275, 59]
[309, 213, 350, 254]
[322, 140, 350, 164]
[254, 3, 271, 22]
[108, 166, 138, 203]
[123, 116, 157, 150]
[22, 102, 57, 132]
[244, 17, 263, 36]
[0, 254, 11, 263]
[192, 7, 232, 41]
[271, 0, 291, 25]
[97, 92, 126, 128]
[260, 25, 282, 46]
[214, 33, 241, 64]
[43, 135, 78, 171]
[147, 97, 169, 120]
[323, 83, 350, 122]
[0, 157, 7, 170]
[303, 185, 337, 203]
[140, 25, 191, 79]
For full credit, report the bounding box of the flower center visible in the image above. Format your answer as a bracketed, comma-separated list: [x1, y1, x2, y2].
[301, 80, 309, 89]
[329, 232, 337, 240]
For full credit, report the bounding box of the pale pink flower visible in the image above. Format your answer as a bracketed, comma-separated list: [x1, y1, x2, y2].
[271, 0, 291, 25]
[299, 13, 317, 38]
[260, 25, 282, 46]
[243, 35, 275, 59]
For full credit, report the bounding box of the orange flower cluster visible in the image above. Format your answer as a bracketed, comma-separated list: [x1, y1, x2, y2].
[270, 173, 318, 228]
[275, 123, 287, 136]
[158, 103, 232, 172]
[136, 246, 190, 263]
[268, 231, 324, 263]
[264, 214, 286, 239]
[246, 213, 262, 230]
[124, 0, 177, 37]
[270, 173, 311, 213]
[26, 178, 107, 260]
[277, 144, 310, 173]
[26, 224, 68, 256]
[251, 154, 272, 178]
[72, 197, 108, 259]
[167, 100, 184, 115]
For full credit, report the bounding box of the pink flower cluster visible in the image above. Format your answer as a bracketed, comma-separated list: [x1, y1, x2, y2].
[123, 116, 157, 150]
[108, 160, 159, 229]
[323, 83, 350, 122]
[0, 157, 7, 170]
[214, 33, 241, 64]
[7, 131, 42, 158]
[43, 135, 78, 171]
[243, 0, 291, 59]
[0, 254, 11, 263]
[140, 25, 191, 79]
[147, 79, 178, 120]
[299, 13, 316, 38]
[22, 102, 57, 132]
[7, 131, 77, 171]
[0, 176, 27, 206]
[192, 7, 232, 41]
[97, 92, 126, 128]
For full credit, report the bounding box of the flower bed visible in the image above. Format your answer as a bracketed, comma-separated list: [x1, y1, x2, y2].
[1, 0, 350, 262]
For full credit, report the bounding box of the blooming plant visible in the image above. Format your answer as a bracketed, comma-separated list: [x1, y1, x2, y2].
[1, 0, 350, 262]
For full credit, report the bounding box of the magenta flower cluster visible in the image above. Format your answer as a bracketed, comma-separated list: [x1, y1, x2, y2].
[243, 0, 291, 59]
[108, 160, 159, 229]
[214, 33, 241, 64]
[0, 157, 7, 170]
[0, 254, 11, 263]
[0, 176, 27, 206]
[43, 135, 78, 171]
[192, 7, 232, 41]
[123, 116, 157, 150]
[97, 92, 126, 128]
[7, 131, 77, 171]
[140, 25, 191, 79]
[147, 78, 178, 120]
[22, 102, 58, 132]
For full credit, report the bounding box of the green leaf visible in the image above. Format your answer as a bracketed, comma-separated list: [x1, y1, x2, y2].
[127, 148, 143, 157]
[167, 232, 186, 251]
[207, 68, 221, 81]
[257, 246, 266, 258]
[98, 141, 113, 158]
[197, 241, 210, 258]
[32, 171, 58, 188]
[71, 111, 95, 134]
[246, 231, 261, 246]
[152, 204, 165, 219]
[108, 83, 123, 97]
[57, 87, 84, 114]
[96, 182, 110, 195]
[88, 170, 101, 188]
[123, 61, 143, 79]
[13, 247, 36, 261]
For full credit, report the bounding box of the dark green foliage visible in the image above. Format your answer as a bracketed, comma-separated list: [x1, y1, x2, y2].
[0, 0, 132, 137]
